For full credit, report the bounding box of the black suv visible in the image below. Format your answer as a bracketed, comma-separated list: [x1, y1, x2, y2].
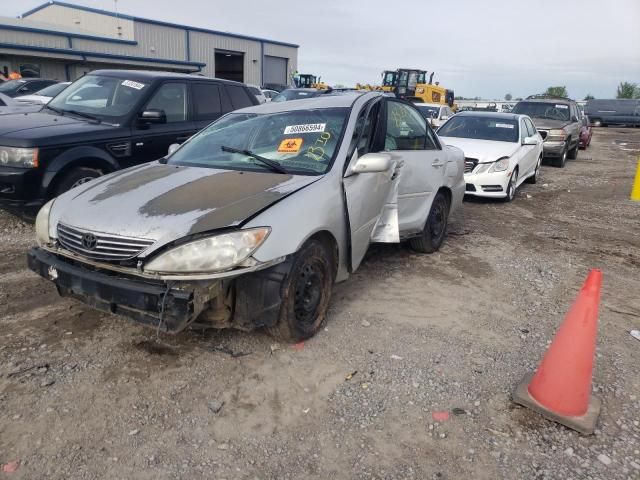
[511, 95, 582, 168]
[0, 78, 58, 98]
[0, 70, 258, 215]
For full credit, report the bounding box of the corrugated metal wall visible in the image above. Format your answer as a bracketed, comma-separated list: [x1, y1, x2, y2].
[0, 29, 67, 49]
[25, 4, 135, 41]
[264, 44, 298, 76]
[0, 55, 67, 80]
[188, 31, 262, 84]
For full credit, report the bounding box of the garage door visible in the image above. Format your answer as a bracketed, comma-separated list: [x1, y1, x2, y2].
[264, 56, 287, 86]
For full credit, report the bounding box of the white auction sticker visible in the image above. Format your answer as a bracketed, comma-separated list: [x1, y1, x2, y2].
[284, 123, 326, 135]
[495, 123, 515, 129]
[121, 80, 146, 90]
[555, 104, 568, 109]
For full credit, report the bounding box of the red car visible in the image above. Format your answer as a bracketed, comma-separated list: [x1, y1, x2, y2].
[579, 116, 593, 149]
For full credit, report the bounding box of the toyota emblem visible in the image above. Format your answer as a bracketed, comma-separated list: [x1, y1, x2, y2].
[81, 233, 98, 250]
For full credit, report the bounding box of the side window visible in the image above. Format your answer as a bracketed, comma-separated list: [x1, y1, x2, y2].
[385, 101, 427, 151]
[525, 118, 536, 136]
[225, 85, 254, 110]
[348, 101, 381, 158]
[145, 82, 188, 123]
[425, 124, 439, 150]
[192, 83, 221, 121]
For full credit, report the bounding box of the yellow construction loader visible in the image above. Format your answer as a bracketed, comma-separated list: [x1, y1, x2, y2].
[384, 68, 456, 110]
[292, 73, 329, 90]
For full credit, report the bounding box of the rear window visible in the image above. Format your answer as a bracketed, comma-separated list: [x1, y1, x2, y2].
[247, 86, 261, 96]
[226, 85, 254, 109]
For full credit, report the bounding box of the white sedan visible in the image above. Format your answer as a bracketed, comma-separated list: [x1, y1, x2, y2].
[414, 102, 454, 128]
[437, 112, 543, 201]
[15, 82, 71, 104]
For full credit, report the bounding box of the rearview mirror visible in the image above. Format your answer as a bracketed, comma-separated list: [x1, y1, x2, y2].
[167, 143, 180, 155]
[523, 136, 539, 146]
[350, 153, 392, 174]
[139, 109, 166, 124]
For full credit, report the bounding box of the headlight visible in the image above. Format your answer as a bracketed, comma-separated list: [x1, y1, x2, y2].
[0, 146, 38, 168]
[547, 129, 567, 141]
[35, 199, 55, 246]
[490, 157, 510, 172]
[144, 227, 270, 274]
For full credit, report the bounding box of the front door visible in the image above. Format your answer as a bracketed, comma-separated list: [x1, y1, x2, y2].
[132, 81, 197, 163]
[382, 100, 446, 235]
[342, 100, 396, 271]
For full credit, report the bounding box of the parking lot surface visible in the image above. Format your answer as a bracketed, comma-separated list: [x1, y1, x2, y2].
[1, 127, 639, 479]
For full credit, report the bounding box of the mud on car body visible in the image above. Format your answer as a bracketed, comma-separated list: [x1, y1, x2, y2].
[28, 92, 465, 341]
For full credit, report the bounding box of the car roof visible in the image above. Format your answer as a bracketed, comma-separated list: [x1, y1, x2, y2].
[281, 88, 324, 93]
[520, 98, 573, 104]
[454, 111, 525, 121]
[238, 91, 377, 114]
[88, 70, 244, 85]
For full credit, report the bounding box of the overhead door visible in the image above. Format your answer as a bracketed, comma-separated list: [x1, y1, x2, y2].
[263, 55, 287, 86]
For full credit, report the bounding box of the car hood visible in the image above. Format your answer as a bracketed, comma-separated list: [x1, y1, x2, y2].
[50, 162, 320, 252]
[15, 94, 49, 104]
[0, 104, 43, 116]
[528, 118, 570, 130]
[438, 137, 520, 163]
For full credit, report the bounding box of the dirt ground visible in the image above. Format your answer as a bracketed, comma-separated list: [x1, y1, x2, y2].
[1, 127, 639, 480]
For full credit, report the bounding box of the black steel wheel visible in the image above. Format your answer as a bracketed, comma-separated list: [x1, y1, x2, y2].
[409, 191, 450, 253]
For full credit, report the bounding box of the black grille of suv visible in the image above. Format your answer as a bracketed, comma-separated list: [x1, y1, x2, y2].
[464, 158, 479, 173]
[538, 130, 548, 141]
[57, 223, 154, 262]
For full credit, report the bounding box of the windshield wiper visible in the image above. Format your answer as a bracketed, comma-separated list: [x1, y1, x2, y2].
[220, 145, 288, 174]
[44, 104, 64, 115]
[62, 109, 102, 124]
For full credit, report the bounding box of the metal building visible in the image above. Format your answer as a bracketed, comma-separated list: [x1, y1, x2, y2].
[0, 1, 298, 86]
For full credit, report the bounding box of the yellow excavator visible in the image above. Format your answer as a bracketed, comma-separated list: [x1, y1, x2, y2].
[383, 68, 456, 110]
[292, 73, 329, 90]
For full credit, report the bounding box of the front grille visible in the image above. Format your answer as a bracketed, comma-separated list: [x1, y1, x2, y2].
[57, 223, 154, 262]
[464, 157, 479, 173]
[481, 185, 504, 192]
[538, 130, 548, 141]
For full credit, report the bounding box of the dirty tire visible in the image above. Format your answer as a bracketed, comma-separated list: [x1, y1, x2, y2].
[568, 143, 578, 159]
[266, 239, 333, 342]
[409, 191, 450, 254]
[554, 146, 568, 168]
[503, 168, 518, 203]
[526, 157, 541, 184]
[55, 167, 102, 196]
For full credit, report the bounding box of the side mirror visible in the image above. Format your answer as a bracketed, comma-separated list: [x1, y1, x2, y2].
[167, 143, 180, 155]
[350, 153, 392, 174]
[139, 109, 166, 124]
[522, 136, 539, 146]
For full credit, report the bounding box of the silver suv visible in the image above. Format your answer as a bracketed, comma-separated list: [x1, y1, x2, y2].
[511, 96, 582, 168]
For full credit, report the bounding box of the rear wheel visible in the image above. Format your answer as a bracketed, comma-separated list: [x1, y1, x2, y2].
[409, 191, 450, 253]
[54, 167, 102, 196]
[266, 239, 333, 342]
[526, 156, 541, 184]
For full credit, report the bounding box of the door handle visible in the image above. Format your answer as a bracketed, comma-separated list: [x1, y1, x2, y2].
[432, 159, 445, 167]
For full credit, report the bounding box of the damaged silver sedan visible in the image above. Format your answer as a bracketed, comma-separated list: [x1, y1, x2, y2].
[28, 92, 465, 341]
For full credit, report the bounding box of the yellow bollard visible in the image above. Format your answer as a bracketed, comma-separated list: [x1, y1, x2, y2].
[632, 159, 640, 201]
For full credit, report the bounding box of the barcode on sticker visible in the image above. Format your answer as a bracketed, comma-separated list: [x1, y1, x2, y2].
[122, 80, 146, 90]
[284, 123, 326, 134]
[495, 123, 514, 129]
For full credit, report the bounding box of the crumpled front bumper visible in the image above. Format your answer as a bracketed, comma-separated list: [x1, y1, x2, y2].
[27, 247, 211, 332]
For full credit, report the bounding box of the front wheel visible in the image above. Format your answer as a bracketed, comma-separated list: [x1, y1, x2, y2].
[266, 239, 333, 342]
[554, 145, 568, 168]
[503, 168, 518, 202]
[568, 142, 579, 160]
[409, 191, 450, 253]
[54, 167, 102, 196]
[526, 157, 541, 184]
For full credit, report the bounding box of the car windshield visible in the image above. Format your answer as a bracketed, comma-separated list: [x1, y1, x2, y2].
[48, 74, 149, 122]
[511, 101, 570, 121]
[438, 116, 519, 142]
[415, 105, 440, 118]
[0, 80, 25, 92]
[272, 90, 318, 102]
[168, 108, 349, 175]
[35, 82, 69, 97]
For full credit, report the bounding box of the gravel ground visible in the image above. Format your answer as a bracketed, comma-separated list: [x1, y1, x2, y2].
[1, 127, 639, 479]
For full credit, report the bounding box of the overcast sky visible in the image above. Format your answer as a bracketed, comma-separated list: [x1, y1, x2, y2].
[3, 0, 639, 99]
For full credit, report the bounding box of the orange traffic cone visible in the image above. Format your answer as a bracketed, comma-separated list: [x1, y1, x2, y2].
[512, 269, 602, 434]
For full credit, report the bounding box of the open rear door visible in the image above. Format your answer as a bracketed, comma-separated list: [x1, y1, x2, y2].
[342, 151, 397, 272]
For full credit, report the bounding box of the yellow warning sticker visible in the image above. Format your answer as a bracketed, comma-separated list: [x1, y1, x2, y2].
[278, 138, 303, 153]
